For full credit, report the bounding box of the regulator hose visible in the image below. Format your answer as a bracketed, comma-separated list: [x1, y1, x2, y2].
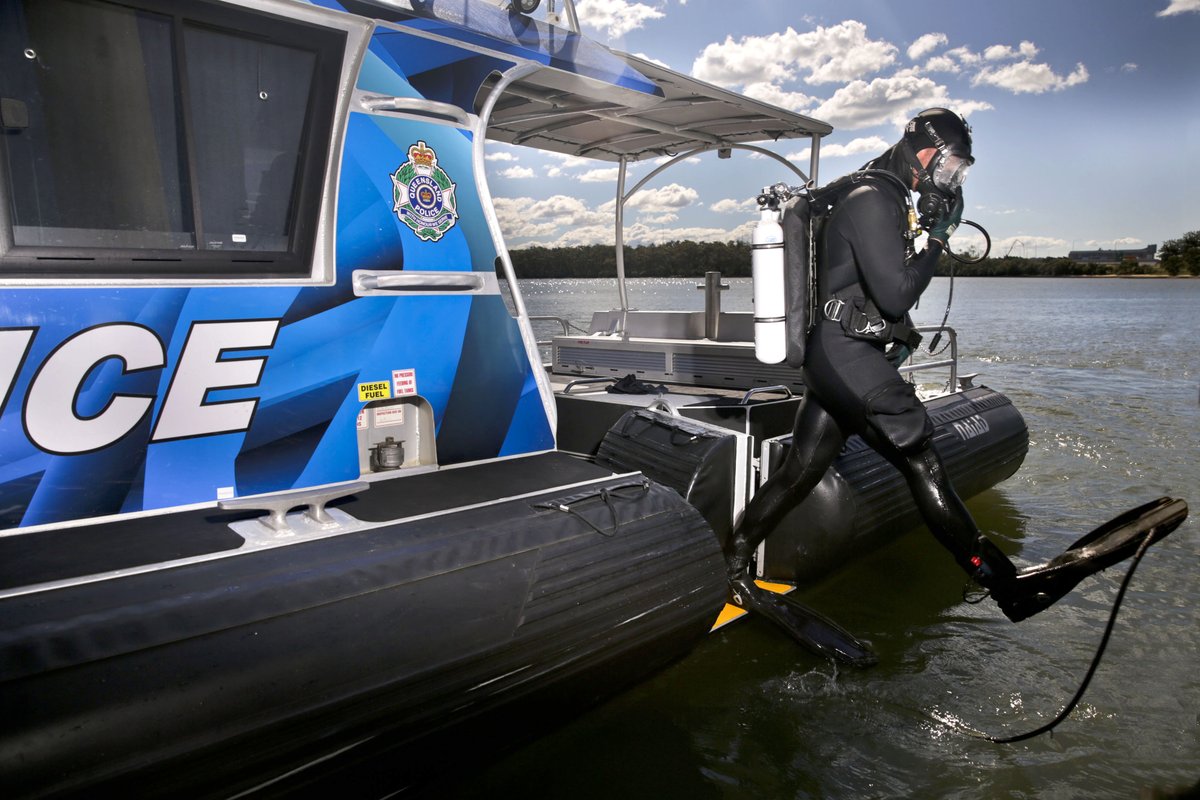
[944, 218, 991, 264]
[926, 219, 990, 353]
[944, 527, 1156, 744]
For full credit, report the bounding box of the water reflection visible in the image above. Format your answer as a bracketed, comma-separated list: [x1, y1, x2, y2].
[458, 278, 1200, 799]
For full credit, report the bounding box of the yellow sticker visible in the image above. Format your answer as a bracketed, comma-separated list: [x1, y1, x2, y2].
[358, 381, 392, 402]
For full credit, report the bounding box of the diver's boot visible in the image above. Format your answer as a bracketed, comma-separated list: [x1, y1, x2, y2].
[727, 570, 878, 667]
[985, 497, 1188, 623]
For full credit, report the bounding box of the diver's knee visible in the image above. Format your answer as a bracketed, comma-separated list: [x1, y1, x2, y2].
[862, 380, 932, 454]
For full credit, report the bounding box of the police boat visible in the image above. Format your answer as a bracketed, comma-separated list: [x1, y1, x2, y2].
[0, 0, 1026, 795]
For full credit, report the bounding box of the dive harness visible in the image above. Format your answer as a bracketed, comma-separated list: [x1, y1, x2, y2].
[822, 282, 924, 350]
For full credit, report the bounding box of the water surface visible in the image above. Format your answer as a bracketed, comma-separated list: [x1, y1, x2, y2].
[469, 277, 1199, 799]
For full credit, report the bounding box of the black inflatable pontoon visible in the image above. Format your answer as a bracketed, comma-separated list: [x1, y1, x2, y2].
[0, 453, 726, 797]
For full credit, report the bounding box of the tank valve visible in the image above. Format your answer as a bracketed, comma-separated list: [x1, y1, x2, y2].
[370, 436, 405, 471]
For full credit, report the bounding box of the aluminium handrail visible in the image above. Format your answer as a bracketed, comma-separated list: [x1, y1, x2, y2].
[898, 324, 958, 392]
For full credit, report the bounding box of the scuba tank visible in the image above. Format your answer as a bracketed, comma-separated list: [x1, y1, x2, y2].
[751, 205, 786, 364]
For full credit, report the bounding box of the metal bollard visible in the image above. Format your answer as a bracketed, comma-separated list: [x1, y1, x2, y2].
[697, 270, 730, 340]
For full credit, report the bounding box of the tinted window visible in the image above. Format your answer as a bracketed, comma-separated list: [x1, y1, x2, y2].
[0, 0, 345, 277]
[1, 0, 191, 250]
[184, 24, 316, 254]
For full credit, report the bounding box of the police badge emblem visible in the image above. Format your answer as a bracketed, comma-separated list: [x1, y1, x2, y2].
[390, 141, 458, 242]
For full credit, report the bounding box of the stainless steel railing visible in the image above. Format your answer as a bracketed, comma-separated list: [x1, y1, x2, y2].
[898, 325, 970, 394]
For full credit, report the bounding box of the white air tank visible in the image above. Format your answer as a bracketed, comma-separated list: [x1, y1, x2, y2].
[752, 207, 786, 364]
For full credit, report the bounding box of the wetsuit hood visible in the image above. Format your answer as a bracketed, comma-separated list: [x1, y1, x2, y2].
[859, 143, 914, 189]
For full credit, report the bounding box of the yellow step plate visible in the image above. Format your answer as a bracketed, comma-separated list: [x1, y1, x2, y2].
[710, 580, 796, 632]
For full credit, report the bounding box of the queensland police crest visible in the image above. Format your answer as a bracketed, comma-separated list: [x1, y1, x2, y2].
[391, 141, 458, 242]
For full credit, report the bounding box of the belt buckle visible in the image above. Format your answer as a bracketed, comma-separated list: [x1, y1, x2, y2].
[823, 297, 845, 322]
[854, 316, 888, 336]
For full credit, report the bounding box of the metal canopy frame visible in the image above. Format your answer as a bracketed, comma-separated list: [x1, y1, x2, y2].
[478, 48, 833, 326]
[612, 143, 816, 314]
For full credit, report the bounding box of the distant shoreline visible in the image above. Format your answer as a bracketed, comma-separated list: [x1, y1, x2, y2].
[509, 242, 1196, 280]
[1075, 273, 1195, 279]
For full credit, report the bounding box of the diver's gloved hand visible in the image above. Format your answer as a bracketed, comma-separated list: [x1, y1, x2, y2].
[928, 188, 964, 246]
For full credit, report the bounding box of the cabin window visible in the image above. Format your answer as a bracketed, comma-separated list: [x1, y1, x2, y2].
[0, 0, 345, 278]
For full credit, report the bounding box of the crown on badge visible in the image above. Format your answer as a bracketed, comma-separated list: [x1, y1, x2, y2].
[408, 141, 436, 168]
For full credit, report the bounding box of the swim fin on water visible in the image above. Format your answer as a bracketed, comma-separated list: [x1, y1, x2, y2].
[728, 574, 878, 667]
[989, 496, 1189, 623]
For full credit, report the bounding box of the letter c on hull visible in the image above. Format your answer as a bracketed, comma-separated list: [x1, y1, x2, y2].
[24, 324, 165, 455]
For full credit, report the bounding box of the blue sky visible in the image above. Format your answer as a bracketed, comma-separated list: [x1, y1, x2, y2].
[485, 0, 1200, 258]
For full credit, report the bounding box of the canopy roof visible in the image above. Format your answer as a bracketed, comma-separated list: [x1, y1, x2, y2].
[342, 1, 832, 163]
[482, 51, 833, 163]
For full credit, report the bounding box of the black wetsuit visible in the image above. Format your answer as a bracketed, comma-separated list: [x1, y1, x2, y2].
[725, 124, 1188, 641]
[726, 175, 1010, 585]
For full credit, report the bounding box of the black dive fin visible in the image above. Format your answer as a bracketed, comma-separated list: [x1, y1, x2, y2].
[730, 576, 878, 667]
[995, 496, 1188, 622]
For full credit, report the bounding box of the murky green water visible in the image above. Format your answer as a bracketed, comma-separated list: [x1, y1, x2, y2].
[463, 277, 1199, 799]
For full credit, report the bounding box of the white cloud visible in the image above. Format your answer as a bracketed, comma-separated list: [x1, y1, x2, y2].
[726, 219, 757, 243]
[804, 23, 898, 85]
[692, 21, 896, 88]
[1121, 63, 1138, 73]
[1158, 0, 1200, 15]
[622, 222, 739, 245]
[527, 224, 610, 248]
[742, 81, 814, 112]
[499, 166, 536, 179]
[945, 46, 982, 67]
[983, 41, 1039, 61]
[907, 33, 947, 61]
[692, 32, 794, 87]
[577, 167, 622, 183]
[497, 186, 711, 246]
[710, 197, 759, 214]
[785, 135, 890, 163]
[621, 182, 700, 213]
[576, 0, 664, 38]
[494, 195, 608, 237]
[923, 56, 960, 74]
[812, 73, 991, 130]
[972, 61, 1088, 94]
[545, 152, 604, 178]
[485, 151, 517, 162]
[640, 213, 679, 224]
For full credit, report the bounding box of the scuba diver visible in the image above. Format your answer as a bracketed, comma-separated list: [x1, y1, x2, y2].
[727, 108, 1188, 666]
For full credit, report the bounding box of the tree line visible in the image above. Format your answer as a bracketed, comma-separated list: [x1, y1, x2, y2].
[509, 230, 1200, 279]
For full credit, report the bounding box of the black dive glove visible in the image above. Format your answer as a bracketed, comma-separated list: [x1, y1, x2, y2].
[928, 188, 964, 247]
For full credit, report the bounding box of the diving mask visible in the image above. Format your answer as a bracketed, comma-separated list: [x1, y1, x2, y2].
[930, 152, 972, 194]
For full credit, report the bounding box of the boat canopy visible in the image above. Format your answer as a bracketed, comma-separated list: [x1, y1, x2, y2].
[338, 1, 831, 163]
[482, 50, 833, 162]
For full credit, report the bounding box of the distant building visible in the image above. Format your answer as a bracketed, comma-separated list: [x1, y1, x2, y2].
[1067, 245, 1157, 265]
